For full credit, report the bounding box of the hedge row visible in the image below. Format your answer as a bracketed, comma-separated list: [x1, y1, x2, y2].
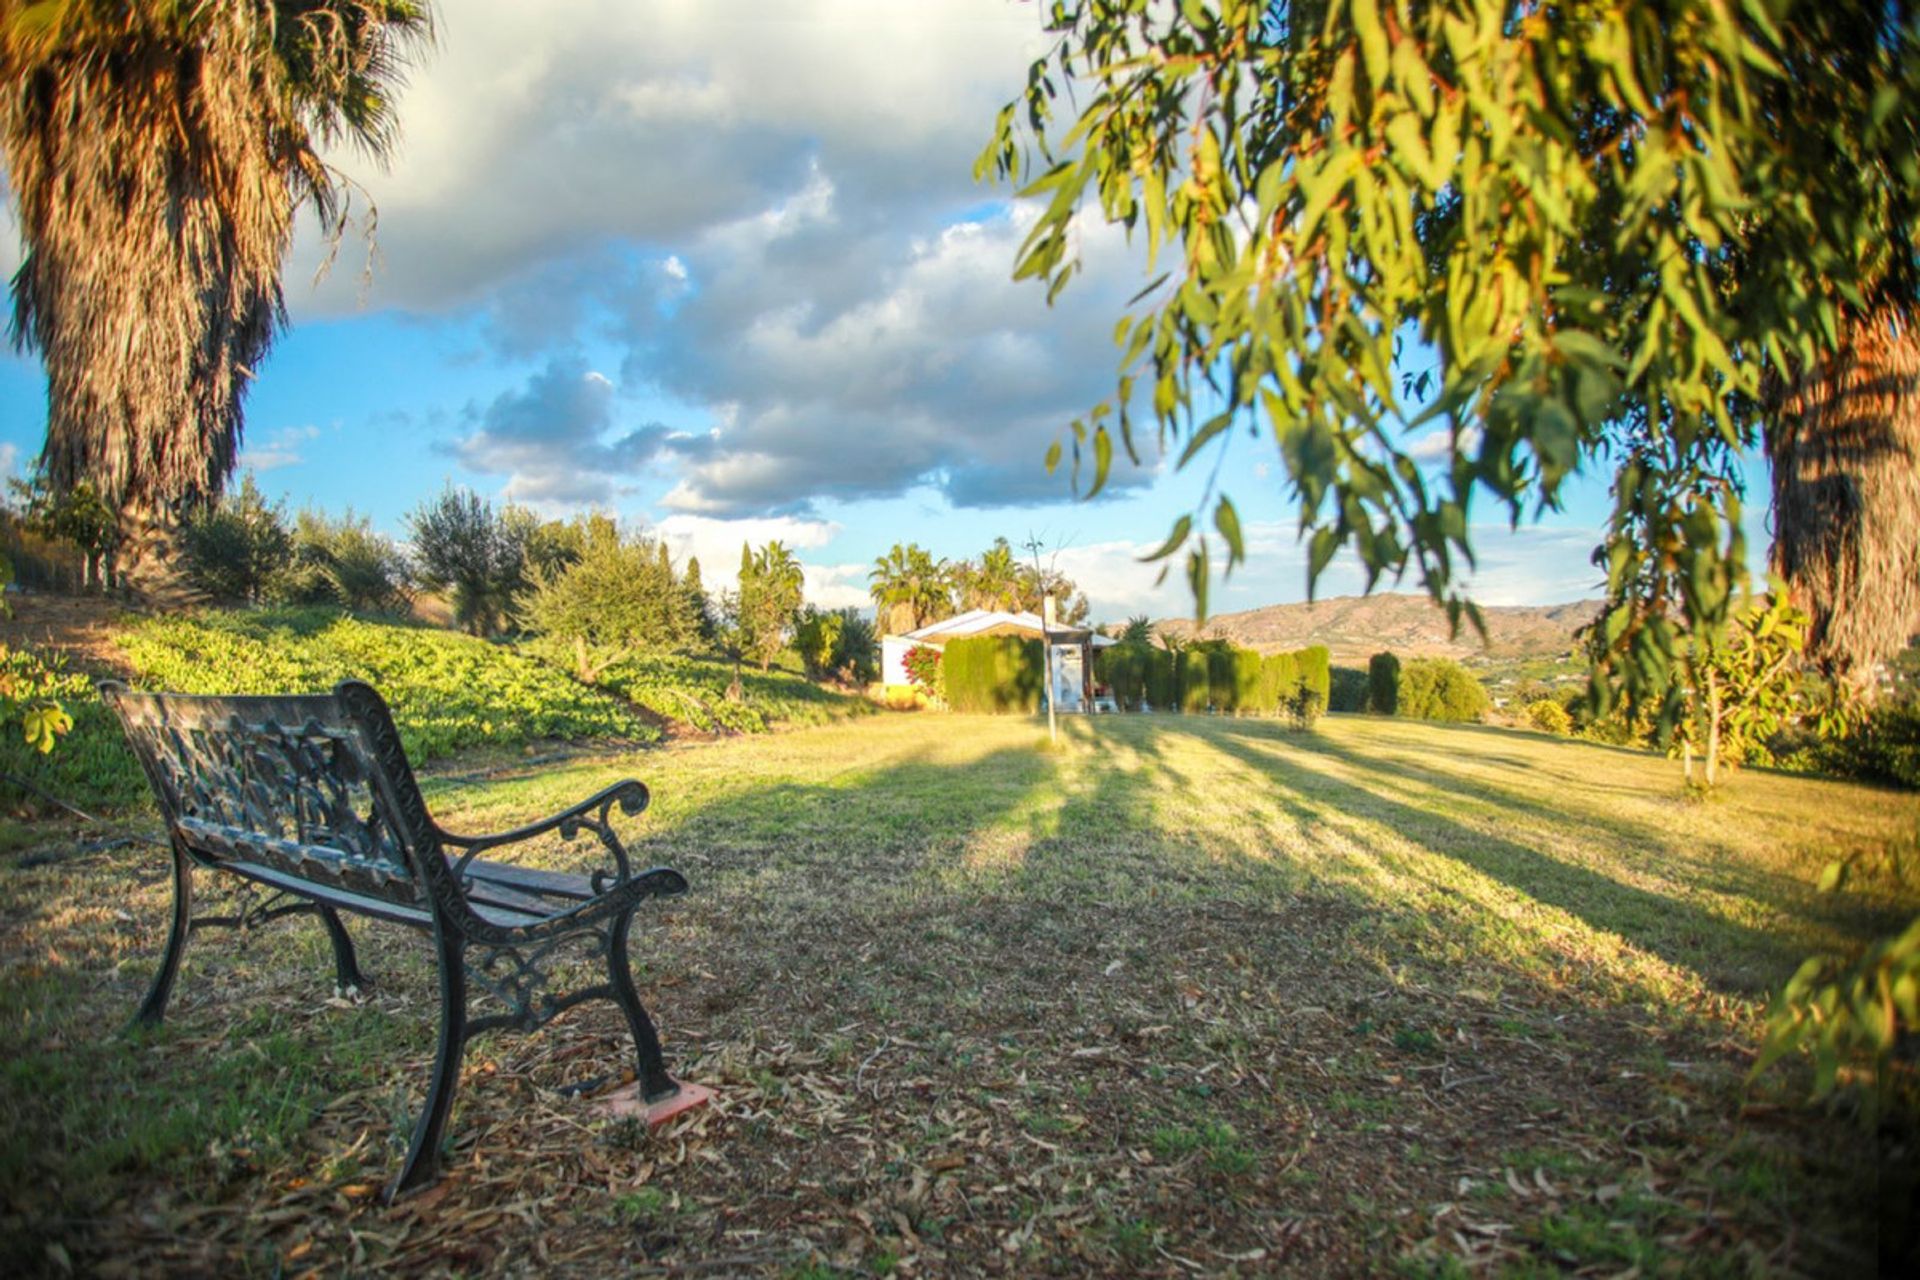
[1095, 640, 1331, 723]
[1364, 651, 1489, 722]
[942, 636, 1046, 713]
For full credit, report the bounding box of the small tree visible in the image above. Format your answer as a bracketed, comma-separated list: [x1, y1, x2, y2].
[407, 486, 530, 637]
[278, 508, 411, 614]
[179, 474, 293, 604]
[830, 609, 879, 684]
[736, 541, 804, 671]
[519, 517, 693, 683]
[682, 556, 714, 642]
[1367, 653, 1401, 716]
[1673, 589, 1810, 788]
[13, 475, 116, 590]
[793, 605, 846, 681]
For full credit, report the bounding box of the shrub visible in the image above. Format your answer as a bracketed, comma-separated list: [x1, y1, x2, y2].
[179, 475, 293, 603]
[1813, 697, 1920, 789]
[1367, 652, 1400, 715]
[1231, 648, 1265, 714]
[1298, 645, 1331, 715]
[1259, 651, 1299, 717]
[407, 486, 532, 637]
[1398, 658, 1490, 722]
[903, 644, 943, 694]
[1289, 682, 1327, 730]
[1097, 640, 1153, 709]
[1526, 699, 1573, 736]
[830, 610, 879, 683]
[942, 636, 1044, 713]
[1328, 666, 1368, 712]
[519, 519, 693, 681]
[793, 606, 844, 680]
[276, 508, 411, 614]
[1177, 645, 1214, 712]
[1143, 645, 1177, 710]
[0, 643, 146, 814]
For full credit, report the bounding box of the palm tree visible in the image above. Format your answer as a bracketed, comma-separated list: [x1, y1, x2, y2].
[959, 537, 1021, 612]
[1, 1, 433, 591]
[868, 542, 952, 635]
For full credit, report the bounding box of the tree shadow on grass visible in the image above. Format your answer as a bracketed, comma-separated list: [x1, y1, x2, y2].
[1189, 718, 1821, 994]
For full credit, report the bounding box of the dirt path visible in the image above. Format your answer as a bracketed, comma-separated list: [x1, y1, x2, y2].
[0, 591, 139, 678]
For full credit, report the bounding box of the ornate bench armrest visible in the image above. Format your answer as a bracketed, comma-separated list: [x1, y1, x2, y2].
[437, 780, 649, 892]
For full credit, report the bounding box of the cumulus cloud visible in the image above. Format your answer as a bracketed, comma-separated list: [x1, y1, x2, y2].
[286, 1, 1155, 520]
[0, 442, 19, 480]
[652, 512, 844, 590]
[443, 359, 679, 505]
[642, 198, 1153, 515]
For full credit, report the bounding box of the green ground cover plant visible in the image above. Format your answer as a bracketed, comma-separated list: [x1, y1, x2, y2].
[583, 649, 872, 736]
[2, 713, 1913, 1274]
[117, 608, 653, 763]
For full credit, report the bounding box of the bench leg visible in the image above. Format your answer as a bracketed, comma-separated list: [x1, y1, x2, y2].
[131, 839, 194, 1028]
[315, 906, 371, 996]
[608, 907, 680, 1103]
[388, 932, 468, 1203]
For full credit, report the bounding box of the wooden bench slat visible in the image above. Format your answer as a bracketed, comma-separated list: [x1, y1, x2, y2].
[458, 858, 596, 900]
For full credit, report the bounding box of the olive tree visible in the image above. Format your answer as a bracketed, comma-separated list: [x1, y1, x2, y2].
[981, 0, 1919, 729]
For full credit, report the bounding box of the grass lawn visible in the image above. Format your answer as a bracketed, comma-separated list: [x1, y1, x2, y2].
[1, 711, 1915, 1276]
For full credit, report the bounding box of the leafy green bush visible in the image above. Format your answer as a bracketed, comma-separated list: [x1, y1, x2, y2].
[180, 476, 293, 604]
[1808, 697, 1920, 789]
[275, 508, 411, 614]
[1298, 645, 1331, 715]
[118, 608, 652, 763]
[1397, 659, 1490, 723]
[1143, 645, 1177, 710]
[1178, 646, 1213, 713]
[1230, 648, 1264, 714]
[1329, 666, 1368, 713]
[519, 519, 695, 681]
[943, 636, 1044, 714]
[1096, 640, 1153, 709]
[1368, 652, 1400, 715]
[1, 644, 150, 814]
[1526, 699, 1573, 736]
[1259, 650, 1299, 717]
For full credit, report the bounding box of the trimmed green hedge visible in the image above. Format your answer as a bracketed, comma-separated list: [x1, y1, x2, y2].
[943, 636, 1044, 713]
[1368, 652, 1401, 715]
[1397, 658, 1490, 722]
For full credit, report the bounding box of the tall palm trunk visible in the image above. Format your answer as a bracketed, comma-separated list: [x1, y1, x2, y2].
[1768, 304, 1920, 694]
[2, 3, 432, 600]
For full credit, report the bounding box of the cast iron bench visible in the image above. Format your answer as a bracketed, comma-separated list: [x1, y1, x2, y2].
[101, 678, 693, 1201]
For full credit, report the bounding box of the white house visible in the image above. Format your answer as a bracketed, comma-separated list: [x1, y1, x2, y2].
[881, 609, 1116, 711]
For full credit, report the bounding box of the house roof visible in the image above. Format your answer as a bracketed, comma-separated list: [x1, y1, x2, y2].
[901, 609, 1116, 646]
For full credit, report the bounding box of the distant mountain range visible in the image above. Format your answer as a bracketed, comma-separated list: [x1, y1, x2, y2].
[1153, 593, 1600, 664]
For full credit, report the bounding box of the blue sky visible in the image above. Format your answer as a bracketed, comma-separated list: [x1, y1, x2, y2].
[0, 0, 1772, 623]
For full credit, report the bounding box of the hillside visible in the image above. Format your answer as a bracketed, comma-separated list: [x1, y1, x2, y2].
[1155, 592, 1599, 663]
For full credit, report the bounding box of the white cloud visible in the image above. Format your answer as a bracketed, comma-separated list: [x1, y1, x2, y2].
[1405, 424, 1485, 463]
[803, 562, 873, 611]
[0, 442, 19, 479]
[239, 425, 321, 472]
[653, 512, 844, 591]
[276, 1, 1154, 521]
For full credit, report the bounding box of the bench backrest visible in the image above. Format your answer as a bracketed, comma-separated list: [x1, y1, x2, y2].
[100, 679, 442, 907]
